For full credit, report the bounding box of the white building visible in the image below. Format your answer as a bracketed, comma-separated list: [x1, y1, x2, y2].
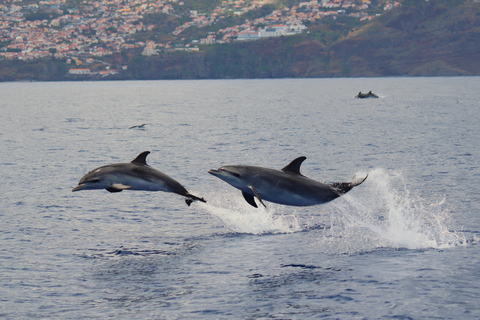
[237, 22, 306, 41]
[237, 30, 259, 40]
[68, 68, 91, 75]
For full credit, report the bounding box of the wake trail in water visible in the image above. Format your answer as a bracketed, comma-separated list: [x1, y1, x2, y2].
[200, 168, 467, 250]
[201, 195, 303, 235]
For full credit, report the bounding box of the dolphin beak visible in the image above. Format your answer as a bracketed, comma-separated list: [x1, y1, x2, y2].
[208, 168, 226, 177]
[208, 168, 240, 178]
[208, 168, 231, 178]
[72, 184, 87, 192]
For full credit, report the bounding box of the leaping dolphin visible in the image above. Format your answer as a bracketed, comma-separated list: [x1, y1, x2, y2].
[72, 151, 206, 206]
[208, 157, 367, 208]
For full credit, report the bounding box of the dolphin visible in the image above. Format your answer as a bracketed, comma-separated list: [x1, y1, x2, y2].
[208, 157, 367, 208]
[355, 91, 379, 98]
[72, 151, 206, 206]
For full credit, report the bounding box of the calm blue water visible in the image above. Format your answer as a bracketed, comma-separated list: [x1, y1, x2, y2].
[1, 77, 479, 319]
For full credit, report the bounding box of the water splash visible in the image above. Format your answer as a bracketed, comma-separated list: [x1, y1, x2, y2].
[326, 168, 465, 250]
[202, 168, 466, 251]
[202, 195, 302, 235]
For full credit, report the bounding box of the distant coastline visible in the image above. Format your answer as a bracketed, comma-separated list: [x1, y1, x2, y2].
[1, 1, 479, 82]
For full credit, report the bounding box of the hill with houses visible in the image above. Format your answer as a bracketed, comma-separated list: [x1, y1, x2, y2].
[0, 0, 479, 80]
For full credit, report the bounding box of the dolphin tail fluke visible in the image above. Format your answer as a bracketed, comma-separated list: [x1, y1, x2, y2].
[350, 174, 368, 187]
[185, 193, 207, 206]
[331, 174, 368, 195]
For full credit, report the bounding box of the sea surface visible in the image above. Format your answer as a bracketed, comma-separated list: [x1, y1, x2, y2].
[1, 77, 479, 319]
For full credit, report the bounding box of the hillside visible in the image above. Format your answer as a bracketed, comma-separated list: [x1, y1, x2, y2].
[120, 0, 480, 79]
[1, 0, 479, 80]
[328, 0, 480, 76]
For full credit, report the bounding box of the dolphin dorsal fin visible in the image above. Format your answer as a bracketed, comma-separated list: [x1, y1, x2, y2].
[281, 156, 306, 174]
[131, 151, 150, 165]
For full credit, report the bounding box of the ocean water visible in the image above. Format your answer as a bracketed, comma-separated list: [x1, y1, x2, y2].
[1, 77, 479, 319]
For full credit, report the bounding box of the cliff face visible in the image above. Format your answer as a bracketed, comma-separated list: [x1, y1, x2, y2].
[0, 59, 69, 82]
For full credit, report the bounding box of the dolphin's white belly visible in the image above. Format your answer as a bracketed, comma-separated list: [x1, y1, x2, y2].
[114, 174, 168, 191]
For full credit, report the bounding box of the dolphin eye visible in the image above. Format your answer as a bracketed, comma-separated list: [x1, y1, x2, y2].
[231, 172, 240, 178]
[86, 178, 100, 183]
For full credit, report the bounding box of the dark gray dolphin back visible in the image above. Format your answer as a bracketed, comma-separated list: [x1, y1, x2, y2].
[130, 150, 206, 206]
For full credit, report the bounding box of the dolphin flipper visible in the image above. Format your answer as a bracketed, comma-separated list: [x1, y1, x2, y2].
[242, 191, 258, 208]
[249, 186, 267, 208]
[242, 188, 267, 208]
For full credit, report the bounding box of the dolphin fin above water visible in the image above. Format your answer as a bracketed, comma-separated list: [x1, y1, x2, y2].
[72, 151, 206, 206]
[208, 157, 367, 208]
[131, 151, 149, 164]
[281, 156, 306, 175]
